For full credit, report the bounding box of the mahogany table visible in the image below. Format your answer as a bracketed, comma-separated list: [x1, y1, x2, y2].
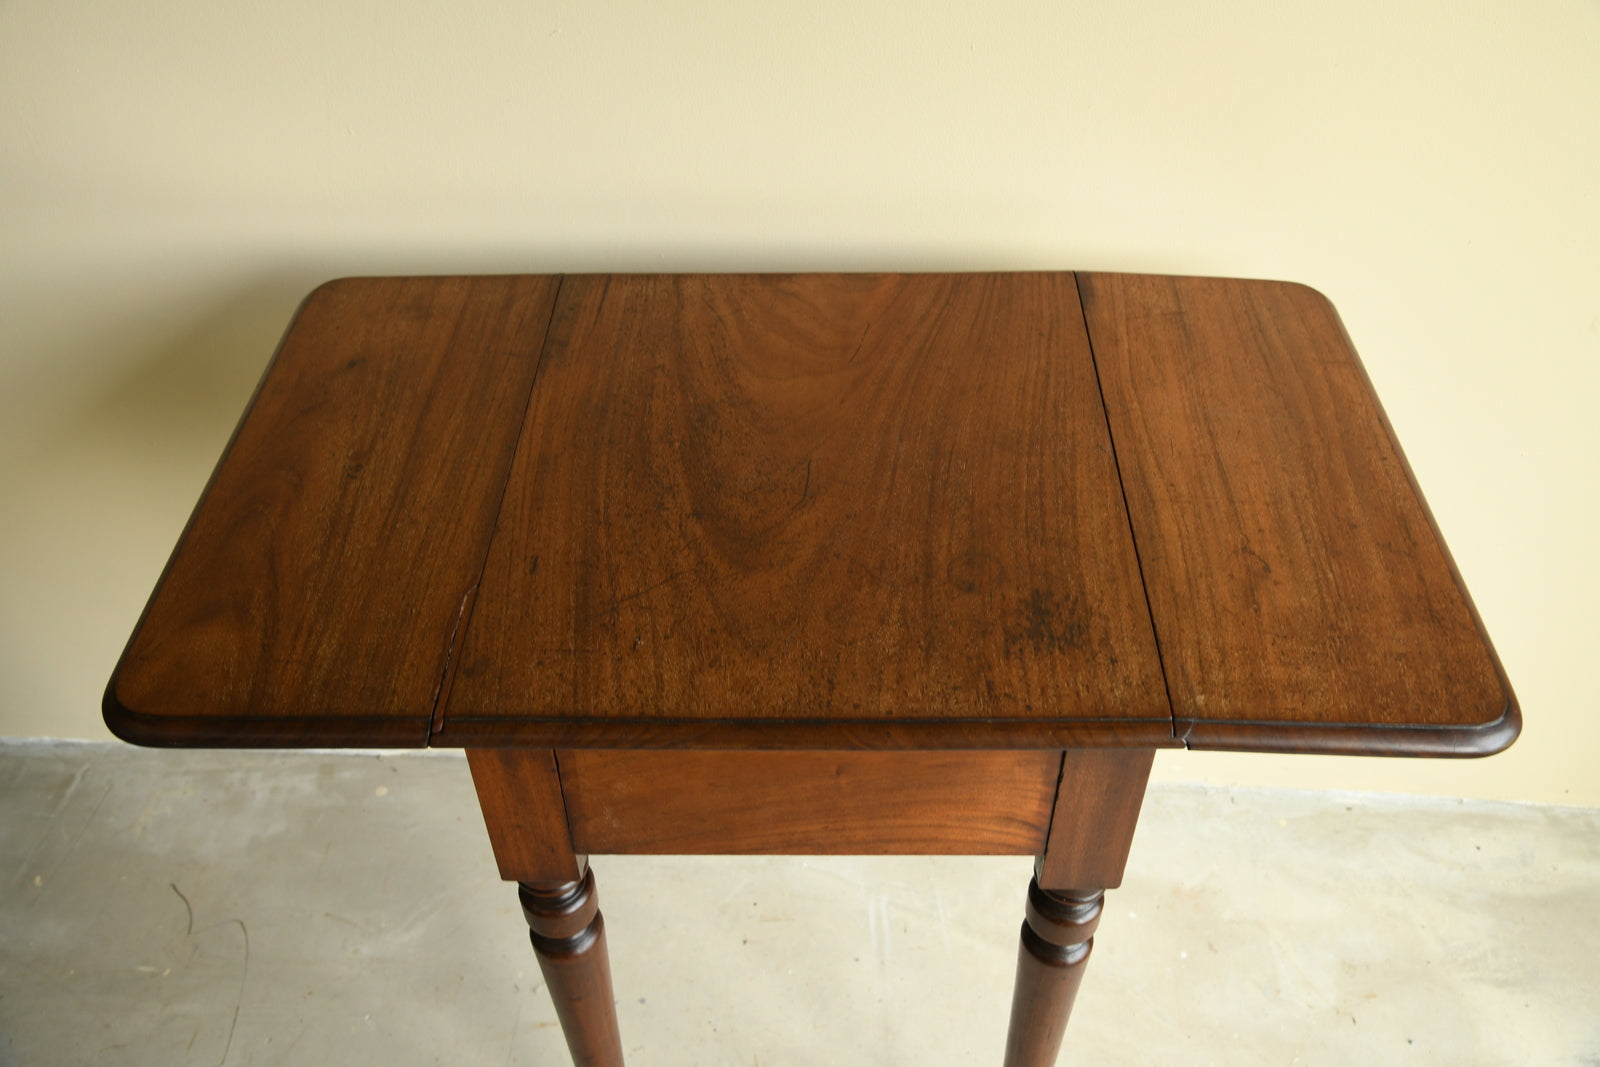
[105, 273, 1517, 1065]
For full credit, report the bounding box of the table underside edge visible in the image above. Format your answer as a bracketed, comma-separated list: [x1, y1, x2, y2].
[101, 681, 432, 748]
[1179, 698, 1520, 757]
[431, 715, 1181, 751]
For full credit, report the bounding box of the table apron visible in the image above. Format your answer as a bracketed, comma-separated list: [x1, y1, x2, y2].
[468, 748, 1154, 890]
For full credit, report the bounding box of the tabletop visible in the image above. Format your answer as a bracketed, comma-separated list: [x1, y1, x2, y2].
[104, 272, 1518, 756]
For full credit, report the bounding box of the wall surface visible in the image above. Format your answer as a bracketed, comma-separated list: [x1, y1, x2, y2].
[1, 1, 1595, 803]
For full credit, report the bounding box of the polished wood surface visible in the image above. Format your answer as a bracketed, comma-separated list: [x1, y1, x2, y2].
[466, 748, 584, 883]
[101, 271, 1522, 1066]
[1037, 748, 1153, 890]
[1078, 273, 1517, 754]
[441, 273, 1168, 748]
[520, 867, 624, 1067]
[468, 742, 1154, 1066]
[1003, 882, 1103, 1067]
[557, 749, 1061, 855]
[105, 272, 1517, 758]
[106, 276, 561, 746]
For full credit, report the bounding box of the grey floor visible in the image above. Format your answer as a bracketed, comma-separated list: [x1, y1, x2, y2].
[1, 742, 1596, 1066]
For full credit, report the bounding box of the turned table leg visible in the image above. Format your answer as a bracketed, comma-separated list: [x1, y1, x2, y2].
[519, 863, 625, 1067]
[1001, 747, 1153, 1065]
[471, 746, 1154, 1067]
[1002, 878, 1103, 1067]
[468, 749, 627, 1067]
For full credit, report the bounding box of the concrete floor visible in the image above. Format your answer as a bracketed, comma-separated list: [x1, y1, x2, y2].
[1, 742, 1596, 1066]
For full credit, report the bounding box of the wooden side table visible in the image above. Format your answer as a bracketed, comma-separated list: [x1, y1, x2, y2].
[105, 273, 1517, 1066]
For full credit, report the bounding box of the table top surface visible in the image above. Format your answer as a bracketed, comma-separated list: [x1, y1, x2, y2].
[104, 272, 1517, 756]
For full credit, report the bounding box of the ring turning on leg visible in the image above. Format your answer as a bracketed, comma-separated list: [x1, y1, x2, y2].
[519, 865, 625, 1067]
[1002, 877, 1105, 1067]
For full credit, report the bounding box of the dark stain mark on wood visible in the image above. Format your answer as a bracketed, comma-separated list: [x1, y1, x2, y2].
[1008, 589, 1087, 655]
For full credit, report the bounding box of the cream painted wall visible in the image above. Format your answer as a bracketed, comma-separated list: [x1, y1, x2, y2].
[1, 2, 1595, 804]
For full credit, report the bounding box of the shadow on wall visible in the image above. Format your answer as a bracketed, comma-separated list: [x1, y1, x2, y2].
[58, 272, 331, 468]
[0, 268, 350, 739]
[29, 254, 895, 466]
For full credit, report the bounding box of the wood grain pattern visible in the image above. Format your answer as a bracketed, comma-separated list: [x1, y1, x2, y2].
[518, 868, 625, 1066]
[467, 748, 584, 883]
[440, 273, 1169, 748]
[1037, 748, 1153, 890]
[106, 276, 561, 746]
[438, 717, 1179, 751]
[1077, 273, 1517, 755]
[1003, 884, 1103, 1067]
[104, 271, 1518, 758]
[557, 749, 1062, 855]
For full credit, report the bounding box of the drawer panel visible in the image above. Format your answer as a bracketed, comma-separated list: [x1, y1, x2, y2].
[558, 749, 1062, 855]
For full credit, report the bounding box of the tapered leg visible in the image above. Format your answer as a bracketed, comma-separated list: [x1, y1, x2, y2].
[1002, 876, 1104, 1067]
[520, 864, 625, 1067]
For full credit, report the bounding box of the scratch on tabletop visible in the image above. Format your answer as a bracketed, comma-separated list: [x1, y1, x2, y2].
[581, 570, 688, 624]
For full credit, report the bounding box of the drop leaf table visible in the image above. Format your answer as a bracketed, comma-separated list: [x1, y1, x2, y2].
[106, 272, 1517, 1065]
